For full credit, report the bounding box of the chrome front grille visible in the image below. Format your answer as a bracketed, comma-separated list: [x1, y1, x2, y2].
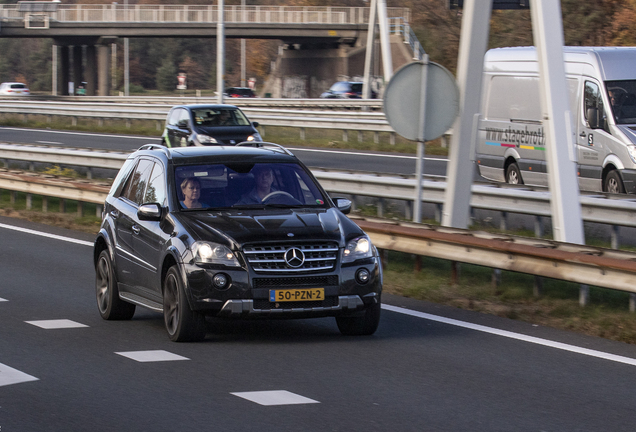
[243, 243, 338, 273]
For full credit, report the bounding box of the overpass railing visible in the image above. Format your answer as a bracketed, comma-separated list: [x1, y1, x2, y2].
[0, 4, 411, 25]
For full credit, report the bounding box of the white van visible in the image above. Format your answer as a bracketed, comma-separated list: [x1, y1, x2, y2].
[475, 46, 636, 194]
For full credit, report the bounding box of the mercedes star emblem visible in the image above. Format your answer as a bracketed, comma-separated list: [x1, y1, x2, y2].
[284, 247, 305, 268]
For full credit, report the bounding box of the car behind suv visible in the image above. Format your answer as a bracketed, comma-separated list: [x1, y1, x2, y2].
[94, 143, 382, 341]
[0, 82, 30, 96]
[161, 104, 262, 147]
[319, 81, 377, 99]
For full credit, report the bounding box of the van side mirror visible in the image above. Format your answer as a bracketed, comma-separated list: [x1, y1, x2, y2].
[138, 203, 162, 221]
[334, 198, 352, 214]
[586, 107, 599, 129]
[177, 119, 189, 130]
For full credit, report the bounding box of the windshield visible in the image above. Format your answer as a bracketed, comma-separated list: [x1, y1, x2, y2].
[606, 80, 636, 124]
[191, 108, 250, 127]
[175, 162, 328, 210]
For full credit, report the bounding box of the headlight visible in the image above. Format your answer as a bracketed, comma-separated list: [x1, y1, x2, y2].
[246, 132, 262, 142]
[192, 241, 239, 266]
[342, 236, 373, 263]
[197, 134, 218, 144]
[627, 145, 636, 164]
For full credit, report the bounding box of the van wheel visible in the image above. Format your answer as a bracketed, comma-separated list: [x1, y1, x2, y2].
[163, 266, 207, 342]
[604, 170, 625, 194]
[506, 163, 523, 185]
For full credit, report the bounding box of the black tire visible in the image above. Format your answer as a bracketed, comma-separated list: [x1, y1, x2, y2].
[163, 266, 207, 342]
[95, 250, 136, 320]
[336, 298, 381, 336]
[505, 163, 523, 185]
[604, 170, 625, 194]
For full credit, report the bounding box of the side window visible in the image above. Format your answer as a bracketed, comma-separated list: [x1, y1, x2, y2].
[109, 158, 136, 198]
[121, 158, 154, 206]
[584, 81, 607, 130]
[178, 109, 191, 128]
[144, 163, 167, 206]
[168, 109, 180, 126]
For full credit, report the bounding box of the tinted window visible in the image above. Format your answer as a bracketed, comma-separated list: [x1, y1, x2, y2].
[145, 163, 167, 206]
[10, 84, 26, 89]
[109, 158, 136, 197]
[121, 158, 154, 205]
[605, 79, 636, 124]
[174, 162, 326, 209]
[585, 81, 607, 126]
[192, 108, 250, 126]
[350, 83, 362, 93]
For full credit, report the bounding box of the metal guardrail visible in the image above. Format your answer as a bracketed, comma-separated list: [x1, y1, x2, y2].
[2, 164, 636, 297]
[0, 101, 395, 134]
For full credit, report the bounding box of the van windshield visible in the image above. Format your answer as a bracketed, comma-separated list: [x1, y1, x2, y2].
[606, 80, 636, 124]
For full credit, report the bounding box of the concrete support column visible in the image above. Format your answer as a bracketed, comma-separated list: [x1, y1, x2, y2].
[97, 44, 111, 96]
[60, 46, 70, 95]
[73, 45, 83, 93]
[52, 45, 58, 96]
[86, 45, 97, 96]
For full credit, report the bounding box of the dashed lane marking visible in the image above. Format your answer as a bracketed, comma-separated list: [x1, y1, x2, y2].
[0, 363, 38, 387]
[26, 319, 88, 329]
[115, 350, 190, 362]
[231, 390, 320, 406]
[0, 222, 93, 247]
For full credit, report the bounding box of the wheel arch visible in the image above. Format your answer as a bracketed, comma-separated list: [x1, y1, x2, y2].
[94, 228, 114, 268]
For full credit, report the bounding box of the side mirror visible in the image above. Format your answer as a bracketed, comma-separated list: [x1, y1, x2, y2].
[252, 121, 260, 128]
[138, 203, 162, 221]
[177, 119, 189, 130]
[586, 107, 599, 129]
[334, 198, 352, 214]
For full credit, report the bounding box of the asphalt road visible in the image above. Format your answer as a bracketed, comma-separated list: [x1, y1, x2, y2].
[0, 126, 453, 178]
[2, 216, 636, 431]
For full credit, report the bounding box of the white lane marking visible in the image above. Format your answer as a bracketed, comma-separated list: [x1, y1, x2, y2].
[0, 298, 7, 302]
[115, 350, 190, 362]
[25, 319, 88, 330]
[26, 319, 88, 329]
[383, 304, 636, 367]
[0, 363, 39, 387]
[288, 146, 447, 162]
[0, 127, 154, 140]
[231, 390, 319, 406]
[36, 140, 63, 145]
[0, 223, 93, 247]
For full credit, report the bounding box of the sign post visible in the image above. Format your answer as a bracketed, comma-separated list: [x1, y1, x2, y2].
[383, 61, 459, 223]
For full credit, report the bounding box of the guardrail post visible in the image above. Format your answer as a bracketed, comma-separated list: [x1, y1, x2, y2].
[60, 198, 66, 213]
[26, 194, 32, 210]
[374, 131, 379, 144]
[451, 261, 460, 286]
[10, 191, 15, 204]
[126, 119, 131, 128]
[500, 211, 508, 231]
[404, 200, 412, 220]
[414, 255, 421, 273]
[630, 294, 636, 313]
[72, 117, 77, 126]
[351, 194, 358, 212]
[342, 130, 348, 142]
[533, 276, 543, 297]
[390, 132, 395, 146]
[435, 203, 442, 223]
[22, 114, 27, 123]
[77, 201, 84, 217]
[156, 121, 161, 131]
[579, 284, 589, 307]
[86, 168, 93, 179]
[300, 128, 305, 140]
[491, 268, 501, 292]
[377, 198, 384, 217]
[47, 115, 52, 123]
[260, 126, 265, 138]
[96, 204, 103, 218]
[42, 197, 48, 213]
[98, 119, 104, 127]
[534, 216, 544, 238]
[357, 131, 363, 142]
[611, 225, 620, 250]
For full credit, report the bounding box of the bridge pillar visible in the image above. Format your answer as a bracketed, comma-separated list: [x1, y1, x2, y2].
[97, 43, 110, 96]
[60, 46, 70, 96]
[86, 45, 97, 96]
[72, 45, 83, 94]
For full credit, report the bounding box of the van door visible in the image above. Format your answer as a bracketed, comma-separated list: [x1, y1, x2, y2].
[577, 79, 612, 192]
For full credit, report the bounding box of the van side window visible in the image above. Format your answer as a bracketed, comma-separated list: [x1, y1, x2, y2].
[584, 81, 608, 131]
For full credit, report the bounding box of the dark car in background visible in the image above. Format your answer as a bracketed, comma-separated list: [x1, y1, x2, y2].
[94, 142, 383, 341]
[224, 87, 256, 98]
[319, 81, 377, 99]
[161, 104, 262, 147]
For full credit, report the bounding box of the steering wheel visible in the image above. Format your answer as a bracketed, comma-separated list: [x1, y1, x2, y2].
[261, 190, 300, 204]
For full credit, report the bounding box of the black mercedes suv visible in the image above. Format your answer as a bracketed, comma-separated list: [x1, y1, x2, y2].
[94, 142, 382, 341]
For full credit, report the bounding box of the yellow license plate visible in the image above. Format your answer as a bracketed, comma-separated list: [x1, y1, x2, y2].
[269, 288, 325, 302]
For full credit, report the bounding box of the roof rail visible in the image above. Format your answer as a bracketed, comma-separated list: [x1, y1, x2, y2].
[138, 143, 171, 157]
[236, 141, 294, 156]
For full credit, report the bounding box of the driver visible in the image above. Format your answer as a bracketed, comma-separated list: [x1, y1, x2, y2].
[235, 165, 277, 205]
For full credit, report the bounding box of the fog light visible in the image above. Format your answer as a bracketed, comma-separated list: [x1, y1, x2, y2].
[356, 268, 370, 284]
[213, 273, 229, 289]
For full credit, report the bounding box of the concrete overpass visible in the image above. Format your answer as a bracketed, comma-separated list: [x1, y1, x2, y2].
[0, 4, 420, 96]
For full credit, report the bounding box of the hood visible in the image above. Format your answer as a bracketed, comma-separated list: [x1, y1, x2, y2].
[620, 126, 636, 144]
[195, 125, 257, 144]
[175, 207, 361, 248]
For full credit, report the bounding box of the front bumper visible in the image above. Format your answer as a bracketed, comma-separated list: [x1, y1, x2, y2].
[216, 294, 375, 317]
